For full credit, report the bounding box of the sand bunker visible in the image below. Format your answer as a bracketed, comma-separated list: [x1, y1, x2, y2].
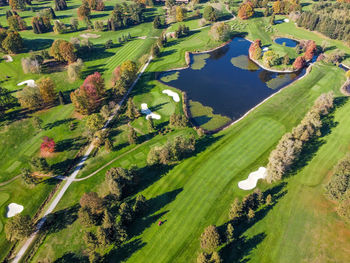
[17, 80, 36, 87]
[262, 47, 269, 52]
[6, 203, 24, 218]
[141, 103, 161, 120]
[80, 33, 100, 39]
[163, 89, 180, 102]
[238, 167, 267, 190]
[137, 36, 147, 39]
[3, 55, 13, 62]
[284, 18, 290, 23]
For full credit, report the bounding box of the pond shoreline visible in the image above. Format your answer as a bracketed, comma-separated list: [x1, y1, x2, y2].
[158, 37, 313, 134]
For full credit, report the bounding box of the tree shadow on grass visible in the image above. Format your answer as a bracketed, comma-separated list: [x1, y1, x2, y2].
[44, 118, 75, 130]
[42, 204, 80, 234]
[23, 38, 54, 52]
[50, 157, 81, 176]
[55, 136, 86, 152]
[53, 252, 88, 263]
[105, 238, 146, 263]
[128, 188, 183, 238]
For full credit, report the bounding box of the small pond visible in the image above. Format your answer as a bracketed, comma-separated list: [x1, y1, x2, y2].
[274, 37, 298, 48]
[159, 37, 304, 130]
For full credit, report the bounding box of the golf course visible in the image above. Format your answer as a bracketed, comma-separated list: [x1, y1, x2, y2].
[0, 0, 349, 262]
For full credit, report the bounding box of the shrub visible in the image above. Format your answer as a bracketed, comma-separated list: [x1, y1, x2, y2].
[200, 225, 221, 252]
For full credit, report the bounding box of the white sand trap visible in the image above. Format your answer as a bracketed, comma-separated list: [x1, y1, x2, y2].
[238, 167, 267, 190]
[141, 103, 161, 120]
[80, 33, 100, 39]
[137, 36, 147, 39]
[284, 18, 290, 23]
[162, 89, 180, 102]
[262, 47, 269, 52]
[17, 80, 36, 87]
[6, 203, 24, 218]
[3, 55, 13, 62]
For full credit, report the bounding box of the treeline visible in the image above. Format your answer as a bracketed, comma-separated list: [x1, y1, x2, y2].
[266, 92, 335, 183]
[296, 2, 350, 43]
[197, 188, 273, 262]
[325, 153, 350, 222]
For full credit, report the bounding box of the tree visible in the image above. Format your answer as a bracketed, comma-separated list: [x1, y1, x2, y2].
[5, 215, 34, 241]
[21, 168, 38, 186]
[120, 60, 138, 81]
[30, 157, 50, 173]
[151, 44, 160, 57]
[119, 202, 133, 225]
[86, 113, 104, 133]
[247, 208, 255, 220]
[226, 223, 234, 242]
[67, 58, 84, 81]
[17, 86, 43, 110]
[292, 56, 306, 70]
[32, 16, 52, 34]
[102, 209, 114, 229]
[79, 206, 96, 227]
[100, 105, 110, 120]
[200, 225, 221, 252]
[272, 0, 283, 14]
[126, 98, 140, 120]
[153, 15, 161, 29]
[176, 6, 186, 22]
[133, 194, 147, 215]
[147, 117, 155, 132]
[55, 0, 67, 11]
[84, 231, 98, 251]
[128, 126, 138, 145]
[229, 198, 243, 220]
[249, 39, 262, 60]
[262, 50, 280, 67]
[50, 39, 76, 63]
[203, 6, 217, 22]
[8, 14, 27, 31]
[104, 138, 113, 152]
[238, 2, 254, 20]
[80, 192, 104, 214]
[283, 54, 290, 65]
[2, 30, 23, 54]
[304, 40, 317, 61]
[169, 113, 188, 128]
[265, 194, 272, 205]
[40, 136, 55, 154]
[70, 72, 105, 114]
[77, 3, 91, 20]
[209, 22, 231, 42]
[9, 0, 25, 10]
[37, 77, 57, 105]
[210, 252, 222, 263]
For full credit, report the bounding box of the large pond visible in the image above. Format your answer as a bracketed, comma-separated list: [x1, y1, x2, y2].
[159, 37, 304, 130]
[274, 37, 298, 47]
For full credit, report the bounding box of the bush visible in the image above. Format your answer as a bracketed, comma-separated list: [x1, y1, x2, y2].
[209, 22, 231, 42]
[200, 225, 221, 252]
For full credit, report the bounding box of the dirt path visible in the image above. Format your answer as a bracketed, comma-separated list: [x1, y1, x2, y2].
[0, 175, 20, 187]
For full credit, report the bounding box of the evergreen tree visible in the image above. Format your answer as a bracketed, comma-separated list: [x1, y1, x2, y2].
[128, 127, 138, 145]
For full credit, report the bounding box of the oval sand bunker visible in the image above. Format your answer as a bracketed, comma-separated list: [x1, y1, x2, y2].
[6, 203, 24, 218]
[163, 89, 180, 102]
[141, 103, 161, 120]
[238, 167, 267, 190]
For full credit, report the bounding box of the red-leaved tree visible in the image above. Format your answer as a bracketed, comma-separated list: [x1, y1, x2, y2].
[293, 56, 306, 70]
[70, 72, 105, 114]
[40, 136, 55, 154]
[304, 40, 317, 61]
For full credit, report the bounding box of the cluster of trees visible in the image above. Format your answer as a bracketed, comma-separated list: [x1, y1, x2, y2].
[147, 135, 195, 165]
[70, 72, 106, 114]
[9, 0, 26, 10]
[126, 98, 140, 120]
[175, 6, 186, 22]
[174, 24, 190, 38]
[238, 1, 254, 20]
[266, 92, 334, 182]
[111, 60, 138, 98]
[5, 214, 34, 242]
[17, 77, 58, 110]
[49, 39, 76, 64]
[293, 40, 317, 69]
[203, 5, 218, 22]
[272, 0, 301, 15]
[197, 189, 271, 263]
[7, 11, 27, 31]
[296, 2, 350, 43]
[21, 53, 46, 74]
[0, 28, 23, 53]
[325, 153, 350, 222]
[107, 3, 145, 31]
[169, 113, 188, 128]
[84, 0, 104, 11]
[76, 166, 148, 260]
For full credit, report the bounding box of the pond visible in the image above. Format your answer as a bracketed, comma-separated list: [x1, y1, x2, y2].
[158, 37, 304, 131]
[274, 37, 298, 48]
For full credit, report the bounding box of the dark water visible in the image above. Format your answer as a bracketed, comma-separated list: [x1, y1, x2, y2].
[274, 37, 298, 47]
[159, 38, 304, 123]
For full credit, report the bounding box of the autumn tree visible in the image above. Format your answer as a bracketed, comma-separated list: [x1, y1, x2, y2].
[40, 136, 56, 154]
[238, 2, 254, 20]
[32, 16, 52, 34]
[7, 14, 27, 31]
[229, 198, 243, 220]
[200, 225, 221, 252]
[2, 30, 23, 54]
[9, 0, 26, 11]
[249, 39, 262, 60]
[17, 86, 44, 110]
[292, 55, 306, 70]
[80, 192, 104, 215]
[67, 58, 84, 81]
[203, 6, 217, 22]
[86, 113, 104, 133]
[304, 40, 317, 61]
[176, 6, 186, 22]
[5, 215, 34, 241]
[262, 50, 280, 67]
[77, 3, 91, 20]
[37, 77, 57, 105]
[70, 72, 105, 114]
[209, 22, 231, 42]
